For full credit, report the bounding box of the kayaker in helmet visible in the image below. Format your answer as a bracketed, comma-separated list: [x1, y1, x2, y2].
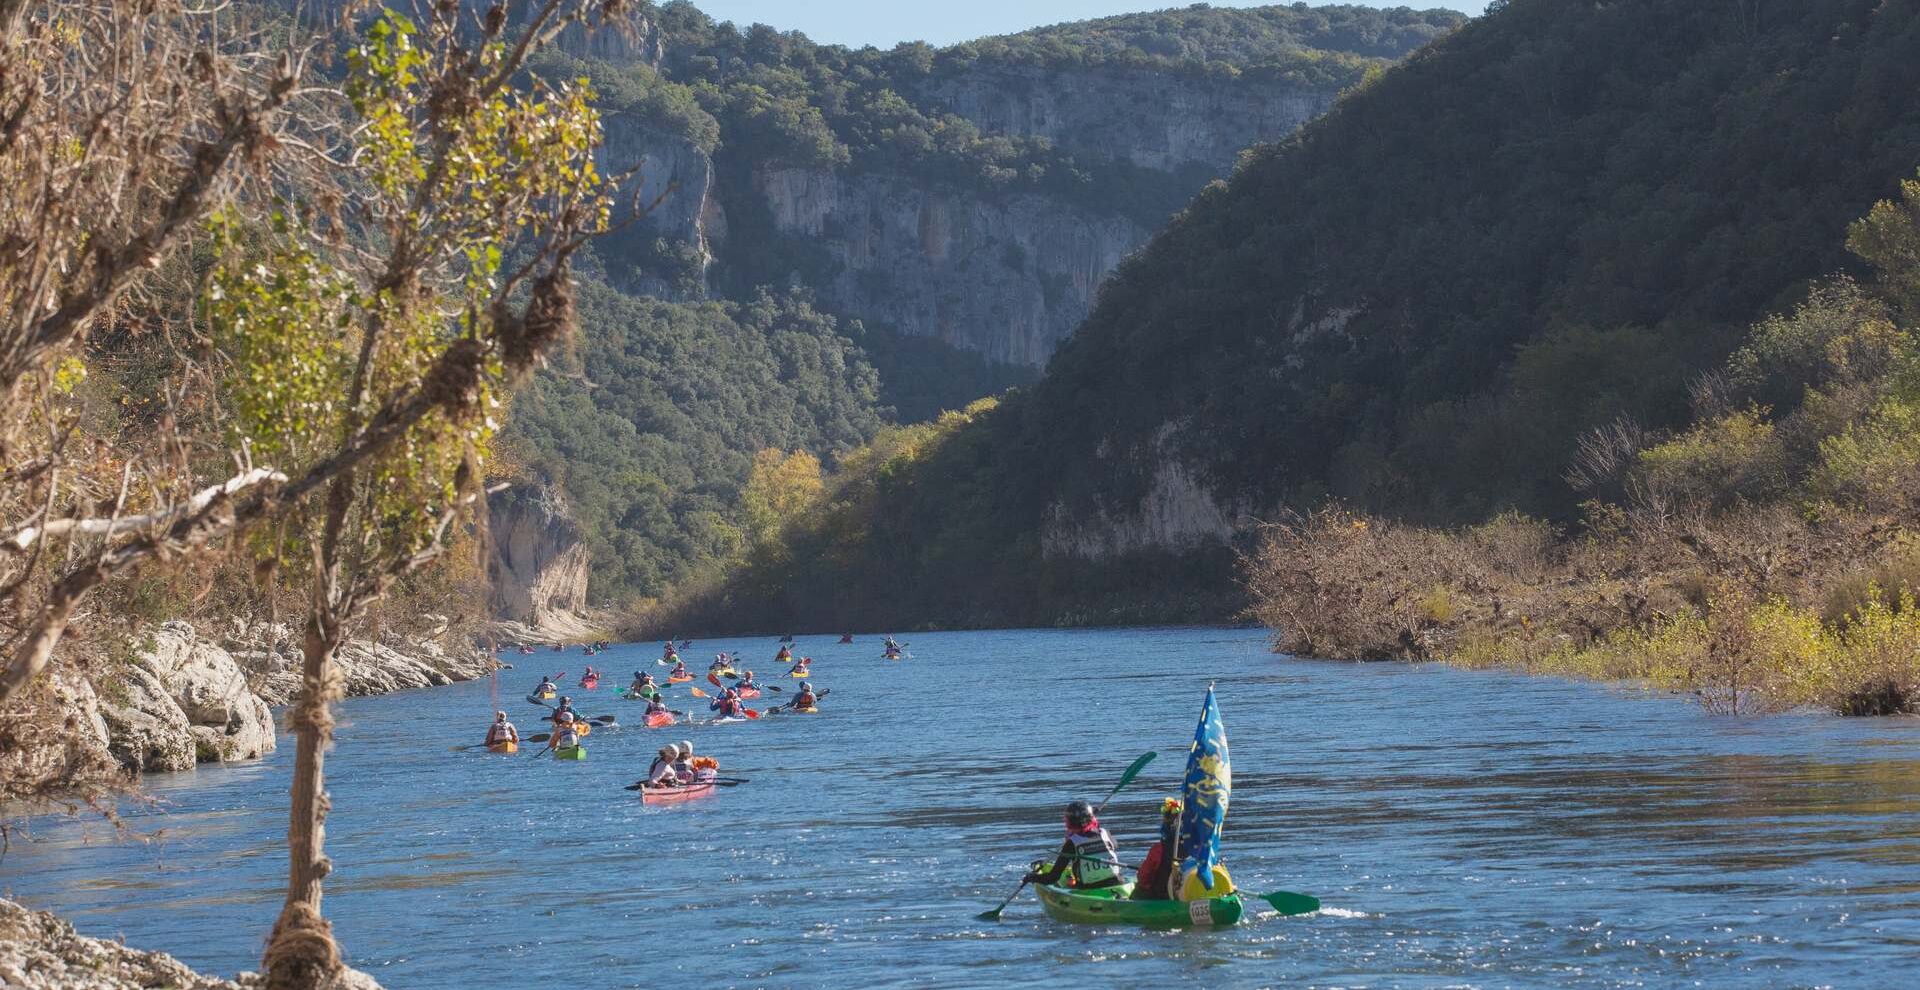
[1130, 798, 1183, 900]
[838, 633, 853, 644]
[541, 712, 581, 757]
[629, 671, 658, 699]
[673, 741, 696, 780]
[1023, 799, 1124, 890]
[793, 681, 818, 711]
[774, 644, 792, 662]
[552, 695, 577, 721]
[483, 711, 518, 749]
[710, 687, 745, 719]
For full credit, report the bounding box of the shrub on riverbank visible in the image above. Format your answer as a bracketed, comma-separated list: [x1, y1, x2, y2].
[1248, 172, 1920, 715]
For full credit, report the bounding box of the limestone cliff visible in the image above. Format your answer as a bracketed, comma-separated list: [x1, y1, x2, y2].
[647, 66, 1342, 368]
[923, 65, 1336, 173]
[486, 485, 595, 637]
[754, 166, 1143, 367]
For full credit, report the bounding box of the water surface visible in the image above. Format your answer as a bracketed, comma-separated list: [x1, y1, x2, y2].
[4, 627, 1918, 988]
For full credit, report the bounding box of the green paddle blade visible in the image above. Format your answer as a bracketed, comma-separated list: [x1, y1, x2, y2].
[1096, 750, 1158, 811]
[1258, 891, 1320, 916]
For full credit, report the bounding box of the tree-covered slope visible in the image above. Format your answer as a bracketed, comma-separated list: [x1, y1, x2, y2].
[504, 2, 1467, 608]
[662, 0, 1920, 632]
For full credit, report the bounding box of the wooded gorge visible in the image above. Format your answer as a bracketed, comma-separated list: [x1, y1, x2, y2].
[665, 0, 1920, 635]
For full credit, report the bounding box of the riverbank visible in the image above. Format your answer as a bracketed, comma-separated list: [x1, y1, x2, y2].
[2, 619, 500, 798]
[0, 897, 382, 989]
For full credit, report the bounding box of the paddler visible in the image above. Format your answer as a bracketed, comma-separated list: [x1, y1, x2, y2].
[787, 656, 810, 676]
[483, 711, 519, 749]
[628, 671, 659, 699]
[792, 681, 818, 711]
[668, 658, 689, 679]
[774, 644, 792, 663]
[1129, 798, 1182, 900]
[551, 695, 578, 723]
[710, 687, 746, 719]
[1022, 799, 1124, 891]
[644, 694, 673, 718]
[662, 640, 678, 661]
[534, 675, 557, 696]
[837, 633, 853, 644]
[673, 740, 696, 779]
[581, 665, 599, 685]
[541, 712, 581, 757]
[737, 669, 759, 691]
[641, 743, 682, 788]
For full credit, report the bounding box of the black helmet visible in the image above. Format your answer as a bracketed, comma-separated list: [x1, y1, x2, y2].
[1065, 799, 1096, 828]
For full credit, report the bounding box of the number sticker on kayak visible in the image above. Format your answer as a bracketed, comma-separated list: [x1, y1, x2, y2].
[1188, 900, 1214, 926]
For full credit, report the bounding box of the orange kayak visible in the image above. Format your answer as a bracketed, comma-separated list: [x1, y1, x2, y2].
[646, 711, 674, 728]
[738, 687, 761, 699]
[668, 674, 692, 684]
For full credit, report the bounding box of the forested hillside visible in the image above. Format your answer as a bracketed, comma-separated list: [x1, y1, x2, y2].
[506, 1, 1462, 608]
[661, 0, 1920, 633]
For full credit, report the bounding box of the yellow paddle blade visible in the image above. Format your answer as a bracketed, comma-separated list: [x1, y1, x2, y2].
[690, 686, 709, 697]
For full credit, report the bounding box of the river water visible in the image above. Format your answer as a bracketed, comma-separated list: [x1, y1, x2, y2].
[3, 627, 1918, 988]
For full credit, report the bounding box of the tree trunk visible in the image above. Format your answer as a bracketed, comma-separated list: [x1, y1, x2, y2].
[263, 584, 348, 986]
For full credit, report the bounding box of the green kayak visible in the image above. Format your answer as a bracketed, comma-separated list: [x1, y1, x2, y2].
[554, 745, 586, 761]
[1035, 882, 1244, 928]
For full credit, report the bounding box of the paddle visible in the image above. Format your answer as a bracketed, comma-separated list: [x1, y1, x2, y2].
[1257, 891, 1321, 916]
[976, 750, 1158, 922]
[623, 776, 751, 791]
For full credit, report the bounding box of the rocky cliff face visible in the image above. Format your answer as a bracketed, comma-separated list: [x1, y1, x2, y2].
[487, 485, 595, 636]
[755, 167, 1143, 366]
[608, 70, 1341, 368]
[924, 66, 1337, 172]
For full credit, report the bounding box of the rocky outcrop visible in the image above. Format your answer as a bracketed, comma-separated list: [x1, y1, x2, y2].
[224, 621, 498, 707]
[599, 121, 723, 299]
[487, 484, 595, 637]
[97, 622, 276, 772]
[78, 620, 495, 775]
[1040, 424, 1246, 560]
[757, 167, 1143, 367]
[923, 66, 1337, 173]
[0, 898, 384, 990]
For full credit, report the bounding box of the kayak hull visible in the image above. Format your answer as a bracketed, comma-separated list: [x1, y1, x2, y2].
[790, 706, 818, 714]
[667, 674, 692, 684]
[554, 745, 586, 761]
[789, 670, 809, 677]
[645, 712, 674, 728]
[641, 781, 716, 803]
[1035, 883, 1244, 928]
[487, 741, 518, 754]
[738, 687, 761, 699]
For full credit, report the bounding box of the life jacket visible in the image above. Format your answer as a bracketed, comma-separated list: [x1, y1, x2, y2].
[554, 726, 580, 749]
[795, 691, 816, 708]
[647, 756, 676, 784]
[487, 722, 516, 743]
[1066, 828, 1122, 887]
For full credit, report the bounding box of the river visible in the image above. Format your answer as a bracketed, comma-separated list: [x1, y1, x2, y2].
[3, 627, 1918, 988]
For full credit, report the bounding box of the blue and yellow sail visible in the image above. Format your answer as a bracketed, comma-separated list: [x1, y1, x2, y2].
[1173, 683, 1232, 898]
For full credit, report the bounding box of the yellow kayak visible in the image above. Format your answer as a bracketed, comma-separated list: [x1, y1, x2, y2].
[487, 740, 518, 754]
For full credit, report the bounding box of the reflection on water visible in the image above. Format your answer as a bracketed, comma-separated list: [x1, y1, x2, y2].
[3, 626, 1918, 989]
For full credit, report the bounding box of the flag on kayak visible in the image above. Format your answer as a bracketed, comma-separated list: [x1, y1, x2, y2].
[1173, 684, 1230, 894]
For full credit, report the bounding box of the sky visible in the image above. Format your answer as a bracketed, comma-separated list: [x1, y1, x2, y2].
[687, 1, 1485, 50]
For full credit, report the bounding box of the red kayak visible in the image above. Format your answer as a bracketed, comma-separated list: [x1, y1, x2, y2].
[581, 675, 599, 690]
[640, 781, 716, 803]
[738, 686, 761, 698]
[645, 711, 674, 728]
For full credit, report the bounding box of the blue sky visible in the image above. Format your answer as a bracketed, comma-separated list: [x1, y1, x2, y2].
[689, 1, 1483, 50]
